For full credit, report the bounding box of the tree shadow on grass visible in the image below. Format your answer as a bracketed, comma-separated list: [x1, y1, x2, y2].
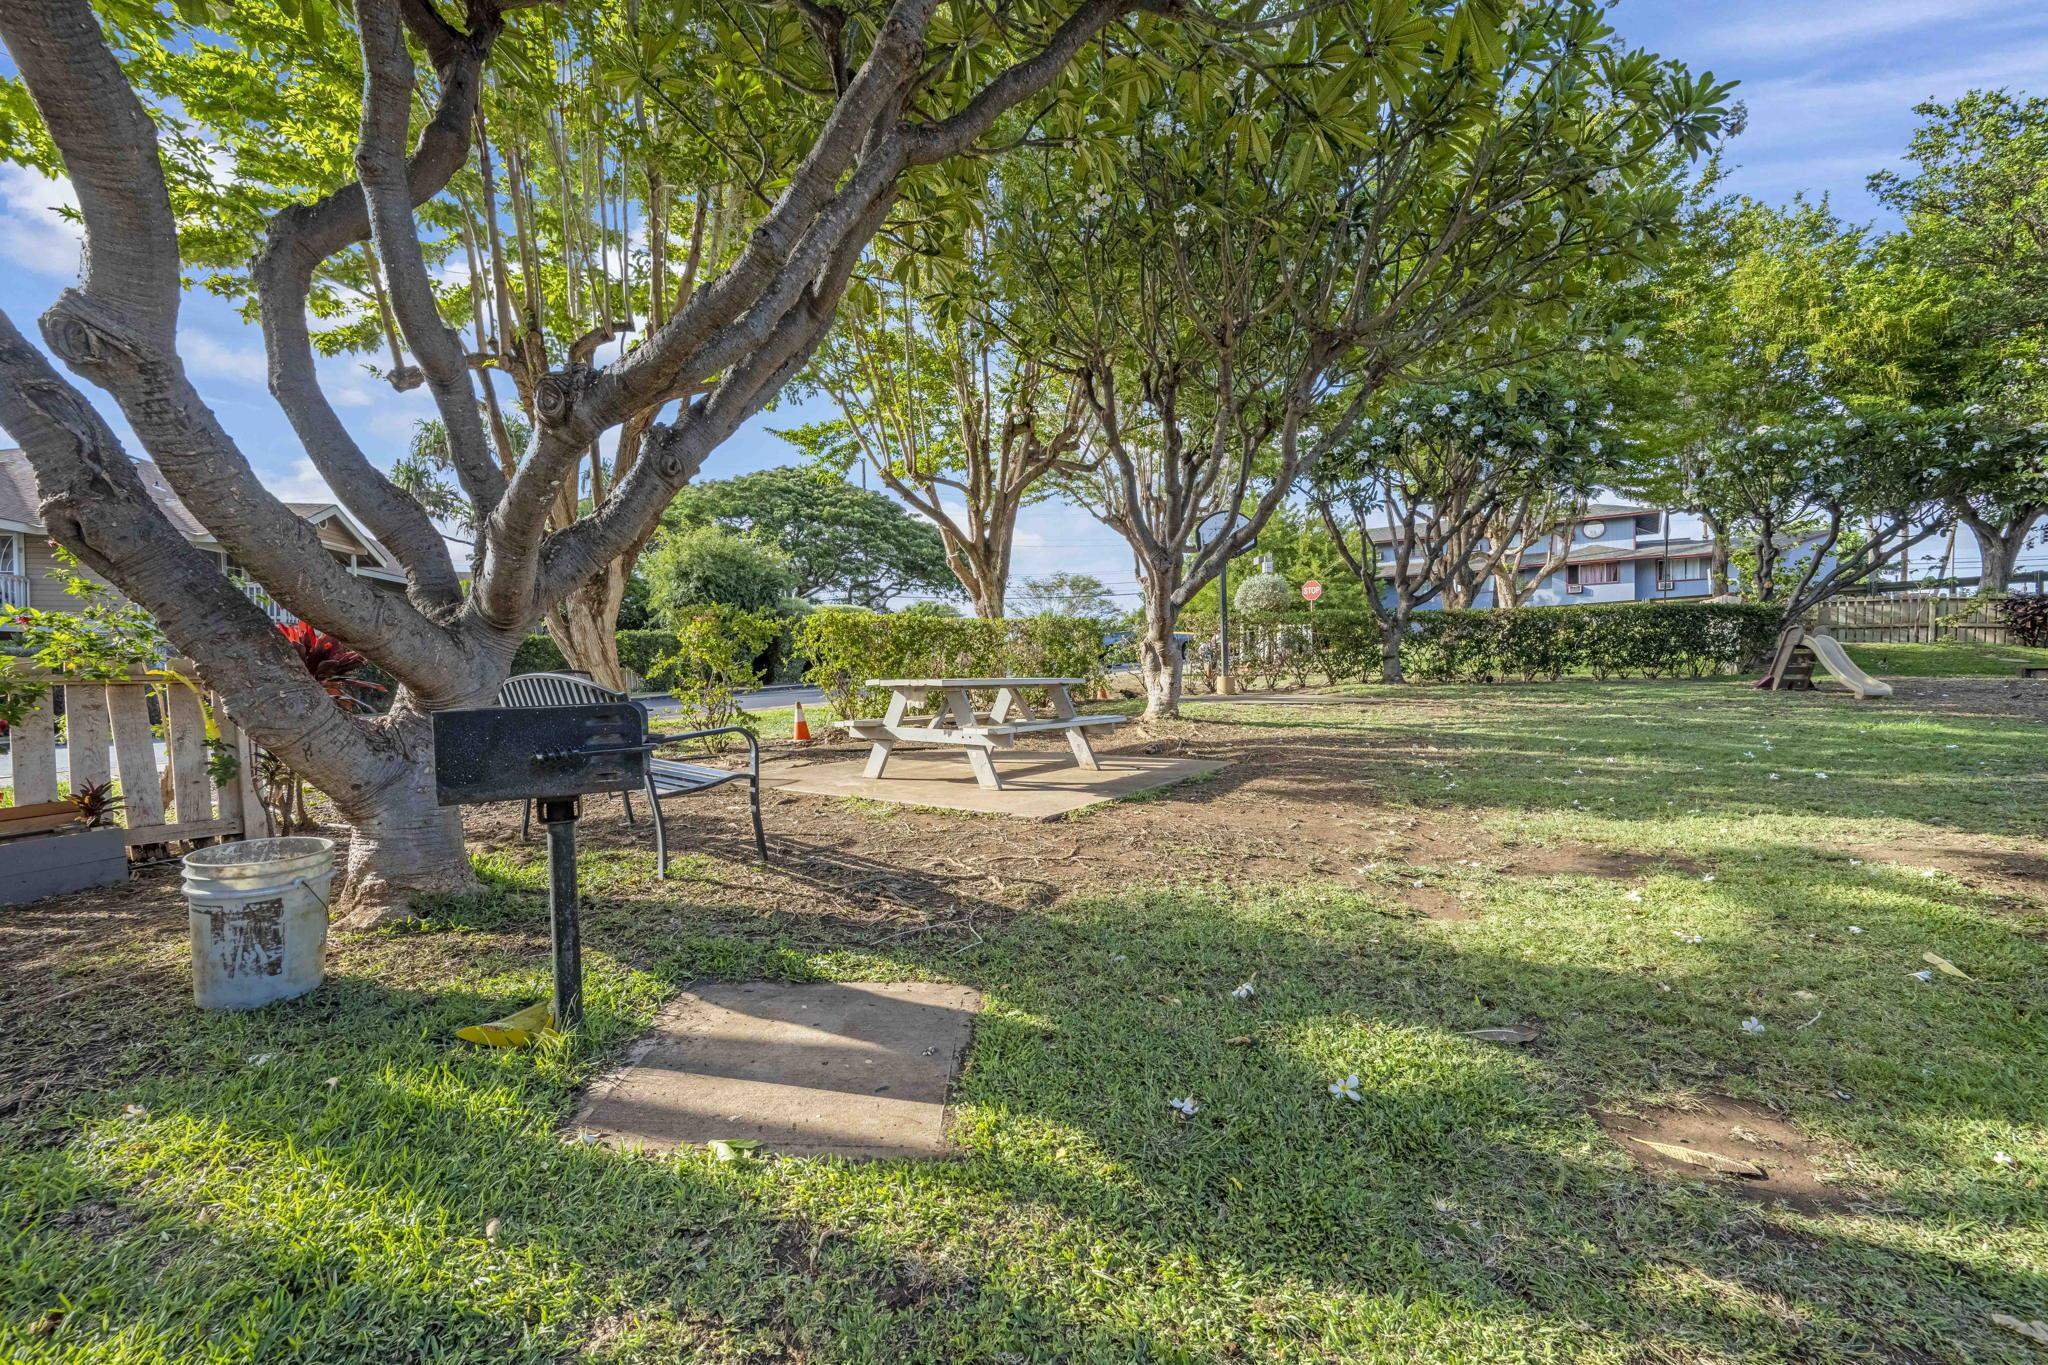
[10, 872, 2047, 1361]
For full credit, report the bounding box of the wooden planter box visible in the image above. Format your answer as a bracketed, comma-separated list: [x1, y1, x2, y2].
[0, 824, 129, 905]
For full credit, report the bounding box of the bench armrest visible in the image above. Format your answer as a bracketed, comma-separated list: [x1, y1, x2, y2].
[657, 725, 759, 775]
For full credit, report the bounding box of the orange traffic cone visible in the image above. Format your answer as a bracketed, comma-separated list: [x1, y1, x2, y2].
[792, 701, 812, 742]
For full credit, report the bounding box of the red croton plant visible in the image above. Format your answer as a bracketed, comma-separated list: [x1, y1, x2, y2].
[277, 621, 387, 712]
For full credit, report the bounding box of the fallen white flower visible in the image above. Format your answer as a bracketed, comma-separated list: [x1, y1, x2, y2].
[1168, 1096, 1201, 1117]
[1994, 1151, 2016, 1167]
[1329, 1075, 1363, 1102]
[1912, 969, 1934, 983]
[1740, 1017, 1766, 1035]
[1231, 980, 1255, 1001]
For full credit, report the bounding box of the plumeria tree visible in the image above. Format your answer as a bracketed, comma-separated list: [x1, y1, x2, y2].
[778, 256, 1093, 618]
[1706, 405, 1970, 657]
[1002, 0, 1731, 715]
[0, 0, 1201, 922]
[1308, 377, 1611, 682]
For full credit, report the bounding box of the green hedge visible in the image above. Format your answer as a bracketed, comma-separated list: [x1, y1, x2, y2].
[1229, 602, 1783, 684]
[795, 609, 1109, 715]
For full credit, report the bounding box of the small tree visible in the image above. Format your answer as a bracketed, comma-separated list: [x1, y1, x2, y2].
[1710, 406, 1970, 670]
[640, 525, 798, 619]
[1014, 572, 1118, 620]
[669, 467, 954, 608]
[1310, 380, 1610, 682]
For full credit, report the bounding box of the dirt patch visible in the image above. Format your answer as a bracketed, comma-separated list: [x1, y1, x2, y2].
[1393, 883, 1473, 921]
[1495, 843, 1704, 880]
[1840, 838, 2048, 907]
[1598, 1095, 1861, 1214]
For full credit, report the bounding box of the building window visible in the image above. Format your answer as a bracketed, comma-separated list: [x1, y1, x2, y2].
[0, 533, 18, 576]
[1570, 562, 1621, 587]
[1669, 556, 1708, 582]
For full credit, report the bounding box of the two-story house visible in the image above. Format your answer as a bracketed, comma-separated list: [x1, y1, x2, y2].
[1368, 502, 1724, 609]
[0, 448, 409, 627]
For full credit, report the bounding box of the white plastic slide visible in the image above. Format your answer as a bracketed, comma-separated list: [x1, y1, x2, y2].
[1802, 632, 1893, 699]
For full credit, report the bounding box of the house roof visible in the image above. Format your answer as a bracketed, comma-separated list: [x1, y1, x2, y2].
[0, 448, 404, 578]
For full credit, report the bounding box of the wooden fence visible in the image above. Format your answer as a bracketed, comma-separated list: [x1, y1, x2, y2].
[1808, 595, 2013, 645]
[4, 661, 261, 850]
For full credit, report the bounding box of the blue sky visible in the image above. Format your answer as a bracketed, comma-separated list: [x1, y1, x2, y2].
[2, 0, 2043, 599]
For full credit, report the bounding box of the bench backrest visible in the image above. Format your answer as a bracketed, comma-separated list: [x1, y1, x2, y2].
[499, 671, 627, 708]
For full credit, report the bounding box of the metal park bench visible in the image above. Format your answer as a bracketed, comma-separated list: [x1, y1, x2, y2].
[498, 672, 766, 877]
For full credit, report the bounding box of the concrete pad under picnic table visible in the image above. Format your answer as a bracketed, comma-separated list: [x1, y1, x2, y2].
[572, 981, 981, 1160]
[761, 752, 1226, 817]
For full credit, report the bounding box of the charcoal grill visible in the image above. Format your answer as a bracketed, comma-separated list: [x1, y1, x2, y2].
[433, 702, 666, 1031]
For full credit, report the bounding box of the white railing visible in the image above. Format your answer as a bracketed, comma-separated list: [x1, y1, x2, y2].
[237, 577, 300, 627]
[0, 570, 30, 611]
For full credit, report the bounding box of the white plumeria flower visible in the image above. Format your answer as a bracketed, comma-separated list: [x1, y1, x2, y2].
[122, 1103, 149, 1120]
[1329, 1075, 1363, 1102]
[1921, 868, 1938, 879]
[1231, 979, 1255, 1001]
[1848, 926, 1864, 935]
[1740, 1017, 1767, 1035]
[1768, 773, 1781, 781]
[1993, 1151, 2016, 1167]
[1911, 969, 1934, 983]
[1700, 873, 1716, 883]
[248, 1053, 274, 1067]
[1672, 930, 1702, 945]
[1168, 1096, 1200, 1118]
[1624, 889, 1643, 903]
[1814, 772, 1828, 780]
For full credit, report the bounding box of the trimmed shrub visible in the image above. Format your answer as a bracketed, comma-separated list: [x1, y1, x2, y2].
[511, 627, 774, 687]
[796, 609, 1109, 716]
[645, 607, 785, 743]
[1233, 572, 1296, 615]
[1231, 601, 1781, 685]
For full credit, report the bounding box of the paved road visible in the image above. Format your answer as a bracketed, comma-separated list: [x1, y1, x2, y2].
[635, 685, 825, 716]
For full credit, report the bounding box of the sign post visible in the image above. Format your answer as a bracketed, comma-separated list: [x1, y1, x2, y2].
[1195, 510, 1251, 696]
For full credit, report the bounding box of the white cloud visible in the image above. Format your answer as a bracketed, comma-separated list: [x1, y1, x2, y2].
[264, 457, 337, 503]
[180, 329, 268, 385]
[1689, 0, 2005, 58]
[0, 164, 83, 278]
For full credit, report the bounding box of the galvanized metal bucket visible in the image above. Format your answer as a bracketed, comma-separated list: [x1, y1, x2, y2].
[182, 836, 335, 1010]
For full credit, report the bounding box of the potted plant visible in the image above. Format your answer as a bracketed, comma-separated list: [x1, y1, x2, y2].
[0, 778, 130, 906]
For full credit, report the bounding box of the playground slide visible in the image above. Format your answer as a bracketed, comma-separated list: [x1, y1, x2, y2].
[1803, 632, 1893, 699]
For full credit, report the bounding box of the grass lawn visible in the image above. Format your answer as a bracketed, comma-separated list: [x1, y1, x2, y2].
[3, 677, 2045, 1362]
[1845, 640, 2048, 677]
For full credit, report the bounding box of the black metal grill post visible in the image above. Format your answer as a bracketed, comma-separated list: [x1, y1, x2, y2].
[538, 796, 583, 1031]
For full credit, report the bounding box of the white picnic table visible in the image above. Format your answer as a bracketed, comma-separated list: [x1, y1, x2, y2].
[837, 677, 1124, 790]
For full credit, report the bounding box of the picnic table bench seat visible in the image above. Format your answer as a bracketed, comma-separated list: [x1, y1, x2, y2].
[842, 676, 1124, 790]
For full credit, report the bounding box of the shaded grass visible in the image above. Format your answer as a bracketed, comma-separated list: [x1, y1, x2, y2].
[1843, 640, 2048, 677]
[3, 681, 2045, 1362]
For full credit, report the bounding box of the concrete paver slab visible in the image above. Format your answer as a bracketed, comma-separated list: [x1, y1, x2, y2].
[572, 981, 981, 1160]
[760, 753, 1225, 817]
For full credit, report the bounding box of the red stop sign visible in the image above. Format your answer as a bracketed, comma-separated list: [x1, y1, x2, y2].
[1301, 580, 1323, 602]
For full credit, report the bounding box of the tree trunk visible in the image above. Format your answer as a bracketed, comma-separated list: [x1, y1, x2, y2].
[328, 703, 480, 926]
[1962, 509, 2035, 597]
[1378, 616, 1405, 683]
[1138, 592, 1182, 720]
[1703, 511, 1731, 596]
[546, 561, 632, 692]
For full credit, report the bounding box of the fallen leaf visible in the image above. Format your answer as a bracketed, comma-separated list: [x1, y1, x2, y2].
[1224, 1035, 1254, 1046]
[1629, 1137, 1767, 1179]
[1922, 952, 1972, 981]
[1464, 1026, 1539, 1045]
[706, 1139, 761, 1162]
[1991, 1313, 2048, 1346]
[484, 1218, 500, 1244]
